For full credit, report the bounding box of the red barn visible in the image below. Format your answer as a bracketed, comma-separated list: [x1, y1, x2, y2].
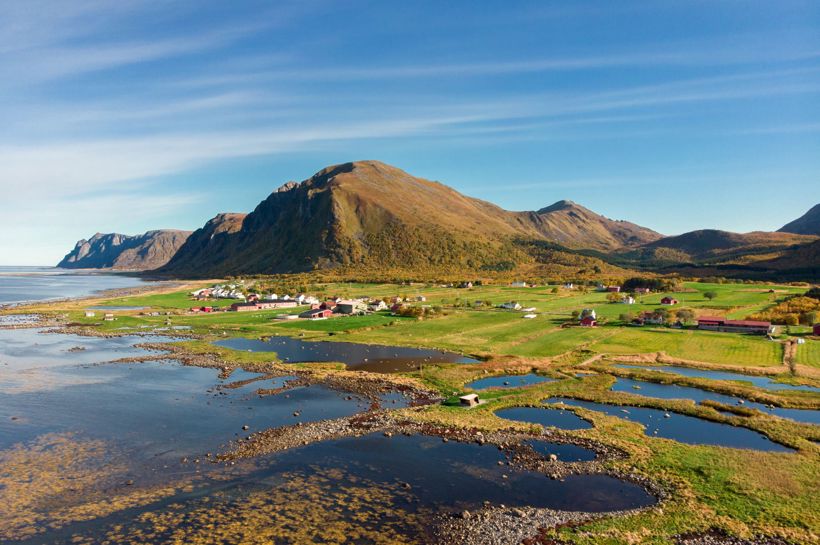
[661, 297, 678, 305]
[814, 324, 820, 336]
[607, 286, 621, 293]
[580, 316, 597, 327]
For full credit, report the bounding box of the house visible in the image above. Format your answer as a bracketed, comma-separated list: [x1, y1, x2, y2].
[607, 286, 621, 293]
[335, 299, 366, 314]
[415, 295, 427, 302]
[620, 296, 635, 305]
[103, 313, 115, 321]
[459, 393, 480, 407]
[580, 308, 597, 320]
[641, 311, 666, 325]
[299, 308, 333, 320]
[510, 281, 528, 288]
[320, 301, 337, 311]
[580, 316, 597, 327]
[814, 324, 820, 336]
[458, 281, 474, 289]
[697, 316, 773, 335]
[498, 302, 522, 310]
[661, 297, 678, 305]
[563, 283, 574, 289]
[634, 287, 651, 295]
[368, 300, 388, 311]
[84, 311, 96, 318]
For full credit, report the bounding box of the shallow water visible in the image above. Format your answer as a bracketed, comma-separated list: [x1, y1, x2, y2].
[611, 377, 820, 425]
[0, 267, 153, 306]
[0, 330, 368, 458]
[496, 406, 593, 430]
[215, 335, 478, 373]
[20, 433, 655, 544]
[545, 397, 793, 452]
[615, 364, 820, 393]
[467, 373, 554, 390]
[525, 439, 597, 461]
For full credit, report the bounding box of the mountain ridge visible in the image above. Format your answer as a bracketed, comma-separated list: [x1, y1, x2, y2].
[58, 229, 192, 270]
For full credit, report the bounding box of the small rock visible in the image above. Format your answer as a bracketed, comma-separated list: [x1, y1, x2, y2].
[549, 454, 558, 462]
[461, 510, 471, 519]
[242, 425, 249, 430]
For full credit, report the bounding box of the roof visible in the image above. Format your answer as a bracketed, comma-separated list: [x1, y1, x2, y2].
[459, 394, 479, 401]
[698, 316, 771, 327]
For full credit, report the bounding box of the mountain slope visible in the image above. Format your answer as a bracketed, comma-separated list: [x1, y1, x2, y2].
[58, 230, 192, 270]
[625, 229, 816, 263]
[524, 200, 662, 250]
[158, 213, 246, 273]
[778, 204, 820, 235]
[159, 161, 646, 277]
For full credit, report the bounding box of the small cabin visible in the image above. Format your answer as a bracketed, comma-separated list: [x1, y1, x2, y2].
[813, 323, 820, 336]
[459, 393, 480, 407]
[84, 311, 96, 318]
[661, 297, 678, 305]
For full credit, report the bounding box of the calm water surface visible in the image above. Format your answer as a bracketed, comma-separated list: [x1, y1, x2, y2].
[0, 266, 154, 306]
[545, 397, 793, 452]
[216, 335, 478, 373]
[612, 377, 820, 425]
[615, 364, 820, 393]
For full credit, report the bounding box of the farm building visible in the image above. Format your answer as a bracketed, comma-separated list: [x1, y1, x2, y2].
[580, 308, 597, 320]
[661, 297, 678, 305]
[335, 300, 367, 314]
[580, 316, 597, 327]
[607, 286, 621, 293]
[299, 308, 333, 320]
[510, 281, 528, 288]
[84, 311, 96, 317]
[231, 300, 298, 312]
[459, 394, 480, 407]
[813, 324, 820, 336]
[621, 296, 635, 305]
[697, 316, 773, 335]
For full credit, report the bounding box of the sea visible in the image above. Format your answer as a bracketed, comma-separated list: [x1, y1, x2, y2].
[0, 266, 154, 307]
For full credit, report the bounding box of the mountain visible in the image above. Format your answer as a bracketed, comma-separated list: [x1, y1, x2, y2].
[526, 200, 662, 250]
[778, 204, 820, 235]
[159, 213, 247, 273]
[159, 161, 649, 277]
[58, 230, 192, 270]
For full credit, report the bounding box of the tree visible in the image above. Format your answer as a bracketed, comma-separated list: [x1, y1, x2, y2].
[676, 309, 695, 324]
[703, 291, 718, 301]
[805, 287, 820, 301]
[606, 292, 622, 303]
[619, 312, 635, 323]
[571, 310, 580, 320]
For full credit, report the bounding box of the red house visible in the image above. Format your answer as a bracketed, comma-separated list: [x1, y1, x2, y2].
[580, 316, 597, 327]
[813, 324, 820, 336]
[697, 316, 772, 335]
[661, 297, 678, 305]
[607, 286, 621, 293]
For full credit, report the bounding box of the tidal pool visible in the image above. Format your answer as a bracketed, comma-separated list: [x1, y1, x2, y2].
[0, 330, 369, 458]
[526, 439, 597, 461]
[612, 377, 820, 425]
[467, 373, 554, 390]
[615, 364, 820, 393]
[18, 433, 656, 544]
[545, 397, 793, 452]
[496, 406, 593, 430]
[215, 335, 478, 373]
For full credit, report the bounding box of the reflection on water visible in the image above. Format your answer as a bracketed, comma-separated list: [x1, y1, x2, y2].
[615, 364, 820, 393]
[612, 377, 820, 425]
[16, 434, 656, 545]
[216, 336, 478, 373]
[545, 397, 793, 452]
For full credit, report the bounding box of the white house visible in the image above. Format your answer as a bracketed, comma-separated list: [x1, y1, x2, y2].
[620, 296, 635, 305]
[510, 281, 528, 288]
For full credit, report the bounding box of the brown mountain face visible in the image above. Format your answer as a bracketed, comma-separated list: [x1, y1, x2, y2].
[524, 200, 663, 250]
[159, 213, 247, 273]
[157, 161, 653, 277]
[58, 230, 192, 270]
[778, 204, 820, 235]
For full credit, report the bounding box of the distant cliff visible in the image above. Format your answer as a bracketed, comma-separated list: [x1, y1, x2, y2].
[58, 230, 192, 270]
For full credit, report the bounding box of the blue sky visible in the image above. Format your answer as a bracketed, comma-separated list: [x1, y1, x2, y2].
[1, 0, 819, 265]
